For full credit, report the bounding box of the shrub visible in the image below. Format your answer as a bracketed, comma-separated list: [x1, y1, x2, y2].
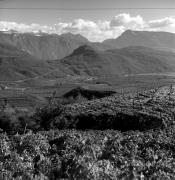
[33, 101, 64, 130]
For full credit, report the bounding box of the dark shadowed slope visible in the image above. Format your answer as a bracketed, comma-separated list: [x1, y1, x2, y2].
[58, 45, 175, 76]
[63, 86, 116, 103]
[103, 30, 175, 51]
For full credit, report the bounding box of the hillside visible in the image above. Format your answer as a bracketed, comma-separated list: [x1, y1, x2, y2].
[58, 45, 175, 76]
[1, 42, 175, 81]
[43, 84, 175, 131]
[103, 30, 175, 51]
[0, 31, 90, 60]
[0, 43, 65, 81]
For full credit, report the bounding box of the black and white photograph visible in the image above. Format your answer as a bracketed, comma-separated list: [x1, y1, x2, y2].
[0, 0, 175, 179]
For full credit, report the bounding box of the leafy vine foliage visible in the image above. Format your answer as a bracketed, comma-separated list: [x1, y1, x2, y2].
[0, 129, 175, 179]
[0, 86, 175, 179]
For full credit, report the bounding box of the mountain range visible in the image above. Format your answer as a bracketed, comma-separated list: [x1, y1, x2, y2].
[1, 30, 175, 60]
[1, 29, 175, 80]
[103, 30, 175, 52]
[0, 31, 90, 60]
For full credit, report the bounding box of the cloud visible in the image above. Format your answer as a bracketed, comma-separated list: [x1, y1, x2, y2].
[148, 17, 175, 28]
[0, 13, 175, 42]
[110, 13, 145, 29]
[54, 19, 117, 42]
[0, 21, 54, 33]
[54, 19, 126, 42]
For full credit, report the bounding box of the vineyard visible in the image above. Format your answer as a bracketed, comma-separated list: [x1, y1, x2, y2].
[36, 85, 175, 131]
[1, 128, 175, 179]
[0, 85, 175, 179]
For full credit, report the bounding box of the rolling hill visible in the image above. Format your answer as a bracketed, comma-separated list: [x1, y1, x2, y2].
[1, 41, 175, 81]
[58, 45, 175, 76]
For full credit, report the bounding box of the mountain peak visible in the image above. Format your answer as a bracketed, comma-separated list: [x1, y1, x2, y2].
[60, 33, 89, 43]
[123, 29, 133, 33]
[103, 30, 175, 51]
[69, 45, 97, 57]
[120, 29, 138, 36]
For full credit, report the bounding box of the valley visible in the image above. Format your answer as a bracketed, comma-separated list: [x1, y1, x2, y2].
[1, 29, 175, 179]
[1, 0, 175, 177]
[1, 72, 175, 113]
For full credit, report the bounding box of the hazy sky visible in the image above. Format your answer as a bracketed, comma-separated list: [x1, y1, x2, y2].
[0, 0, 175, 41]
